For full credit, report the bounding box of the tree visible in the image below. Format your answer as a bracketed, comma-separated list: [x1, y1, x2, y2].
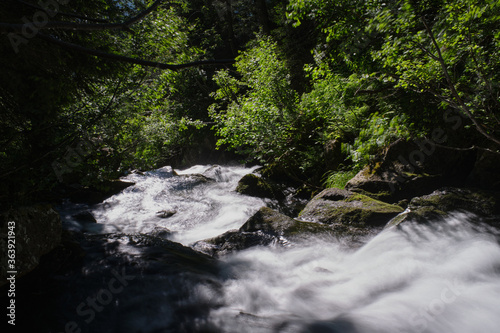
[368, 0, 500, 148]
[0, 0, 234, 204]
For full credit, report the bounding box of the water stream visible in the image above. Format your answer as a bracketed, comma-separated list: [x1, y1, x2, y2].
[56, 165, 500, 333]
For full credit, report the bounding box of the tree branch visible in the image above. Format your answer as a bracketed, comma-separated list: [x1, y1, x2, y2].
[9, 0, 110, 23]
[0, 0, 164, 33]
[433, 142, 500, 155]
[37, 33, 235, 70]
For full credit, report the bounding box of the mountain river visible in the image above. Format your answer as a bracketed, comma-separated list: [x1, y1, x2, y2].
[52, 165, 500, 333]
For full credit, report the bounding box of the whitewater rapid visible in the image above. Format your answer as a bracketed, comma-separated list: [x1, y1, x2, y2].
[58, 165, 500, 333]
[210, 213, 500, 332]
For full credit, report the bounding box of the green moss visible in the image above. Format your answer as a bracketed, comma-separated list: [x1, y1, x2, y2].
[354, 189, 393, 201]
[346, 193, 403, 213]
[300, 190, 403, 227]
[385, 206, 447, 228]
[284, 220, 332, 236]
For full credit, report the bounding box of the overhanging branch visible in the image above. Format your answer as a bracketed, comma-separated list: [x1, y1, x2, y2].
[37, 33, 235, 70]
[0, 0, 164, 33]
[9, 0, 110, 23]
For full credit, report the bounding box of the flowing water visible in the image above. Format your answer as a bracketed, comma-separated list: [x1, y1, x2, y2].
[56, 165, 500, 333]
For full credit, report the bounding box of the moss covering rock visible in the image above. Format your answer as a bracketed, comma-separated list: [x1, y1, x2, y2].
[385, 207, 447, 228]
[385, 187, 500, 228]
[299, 188, 404, 227]
[195, 207, 332, 256]
[409, 187, 499, 216]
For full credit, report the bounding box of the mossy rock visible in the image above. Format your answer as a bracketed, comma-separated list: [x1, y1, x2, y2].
[385, 187, 500, 229]
[299, 188, 403, 227]
[408, 187, 499, 216]
[385, 206, 447, 228]
[236, 174, 283, 199]
[197, 207, 332, 256]
[240, 206, 331, 236]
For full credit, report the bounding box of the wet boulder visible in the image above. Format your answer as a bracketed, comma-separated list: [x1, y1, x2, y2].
[195, 207, 331, 256]
[345, 139, 476, 202]
[72, 210, 97, 224]
[386, 187, 500, 228]
[409, 187, 499, 216]
[0, 205, 62, 285]
[156, 209, 177, 218]
[467, 149, 500, 191]
[236, 174, 284, 199]
[63, 180, 135, 204]
[173, 173, 216, 190]
[299, 188, 404, 228]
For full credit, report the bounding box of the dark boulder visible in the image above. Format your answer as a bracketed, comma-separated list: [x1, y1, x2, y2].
[236, 174, 284, 199]
[0, 205, 62, 285]
[345, 139, 476, 202]
[63, 180, 135, 204]
[72, 210, 97, 224]
[156, 209, 177, 218]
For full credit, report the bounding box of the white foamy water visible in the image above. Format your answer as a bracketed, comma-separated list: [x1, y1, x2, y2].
[89, 164, 268, 244]
[209, 214, 500, 333]
[58, 165, 500, 333]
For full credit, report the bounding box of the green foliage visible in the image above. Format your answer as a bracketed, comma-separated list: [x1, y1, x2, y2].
[350, 112, 412, 165]
[209, 37, 299, 163]
[2, 0, 499, 204]
[322, 169, 359, 189]
[368, 0, 500, 144]
[0, 0, 217, 200]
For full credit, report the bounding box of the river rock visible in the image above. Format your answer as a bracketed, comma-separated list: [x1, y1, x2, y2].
[467, 148, 500, 190]
[176, 173, 216, 188]
[299, 188, 403, 228]
[0, 205, 62, 285]
[195, 207, 332, 256]
[150, 226, 172, 238]
[409, 187, 499, 215]
[236, 174, 283, 199]
[345, 139, 476, 202]
[240, 206, 330, 236]
[13, 232, 221, 332]
[63, 179, 135, 204]
[385, 187, 500, 228]
[72, 210, 97, 224]
[156, 209, 177, 218]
